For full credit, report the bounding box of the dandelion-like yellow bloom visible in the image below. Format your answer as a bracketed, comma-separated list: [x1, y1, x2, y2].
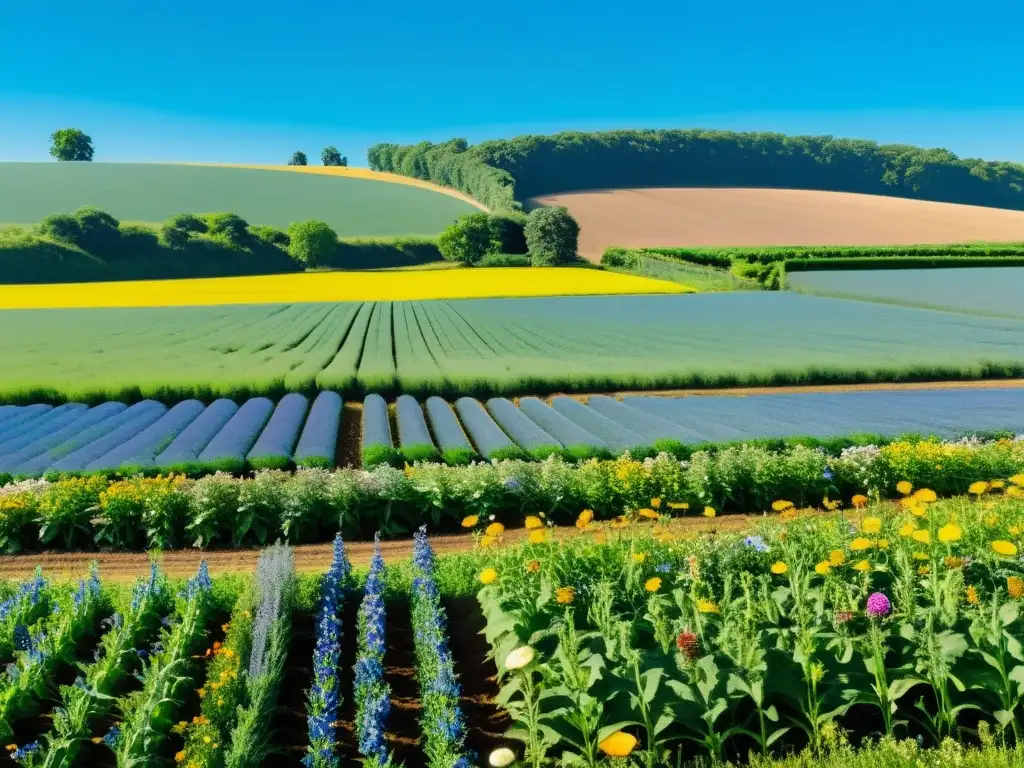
[877, 539, 890, 549]
[524, 515, 543, 530]
[479, 568, 498, 585]
[631, 553, 647, 563]
[772, 500, 794, 512]
[1010, 474, 1024, 487]
[1008, 576, 1024, 599]
[528, 529, 547, 545]
[176, 752, 187, 764]
[896, 481, 913, 496]
[993, 540, 1018, 557]
[815, 561, 831, 575]
[912, 551, 929, 561]
[966, 586, 981, 605]
[480, 535, 495, 549]
[850, 537, 872, 551]
[899, 523, 916, 538]
[598, 731, 638, 758]
[578, 509, 594, 524]
[969, 481, 990, 496]
[851, 494, 869, 508]
[912, 530, 931, 545]
[861, 517, 882, 534]
[526, 560, 541, 574]
[696, 599, 720, 613]
[645, 577, 662, 592]
[991, 480, 1006, 490]
[829, 549, 846, 567]
[650, 497, 662, 509]
[485, 522, 505, 537]
[913, 488, 937, 503]
[938, 524, 962, 543]
[854, 560, 871, 572]
[638, 508, 660, 520]
[770, 562, 788, 575]
[556, 586, 575, 604]
[703, 506, 716, 518]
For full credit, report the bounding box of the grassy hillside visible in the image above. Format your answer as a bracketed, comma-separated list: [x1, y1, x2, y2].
[0, 162, 479, 236]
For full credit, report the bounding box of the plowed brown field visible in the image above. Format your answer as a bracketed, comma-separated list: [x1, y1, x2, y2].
[530, 188, 1024, 261]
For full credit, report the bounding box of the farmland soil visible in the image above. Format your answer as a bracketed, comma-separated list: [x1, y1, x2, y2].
[383, 600, 425, 765]
[530, 187, 1024, 261]
[0, 516, 755, 580]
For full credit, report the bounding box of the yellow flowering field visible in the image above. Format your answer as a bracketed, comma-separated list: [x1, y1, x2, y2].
[0, 267, 686, 309]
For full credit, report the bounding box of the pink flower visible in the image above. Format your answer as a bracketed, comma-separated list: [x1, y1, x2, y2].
[866, 592, 891, 618]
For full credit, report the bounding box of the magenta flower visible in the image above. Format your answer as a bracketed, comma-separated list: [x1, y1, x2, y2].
[866, 592, 891, 618]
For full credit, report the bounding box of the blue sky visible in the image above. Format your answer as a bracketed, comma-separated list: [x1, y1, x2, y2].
[1, 0, 1022, 166]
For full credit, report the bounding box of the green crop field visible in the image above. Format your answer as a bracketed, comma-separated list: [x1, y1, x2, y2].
[787, 267, 1024, 319]
[0, 163, 478, 236]
[2, 292, 1024, 403]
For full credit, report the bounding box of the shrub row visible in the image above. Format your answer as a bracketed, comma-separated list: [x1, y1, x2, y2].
[0, 207, 454, 284]
[603, 245, 1024, 289]
[0, 436, 1021, 553]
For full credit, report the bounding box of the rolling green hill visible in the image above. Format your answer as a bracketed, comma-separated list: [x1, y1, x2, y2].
[0, 162, 479, 236]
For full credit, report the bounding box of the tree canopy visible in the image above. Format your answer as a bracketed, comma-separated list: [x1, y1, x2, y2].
[49, 129, 94, 162]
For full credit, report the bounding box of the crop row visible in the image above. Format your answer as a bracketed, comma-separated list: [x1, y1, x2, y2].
[4, 490, 1024, 766]
[6, 293, 1024, 405]
[1, 435, 1023, 553]
[361, 387, 1024, 466]
[0, 391, 343, 477]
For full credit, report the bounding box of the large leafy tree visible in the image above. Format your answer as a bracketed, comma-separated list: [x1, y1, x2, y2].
[525, 206, 579, 265]
[49, 129, 94, 161]
[288, 151, 308, 166]
[437, 213, 497, 265]
[321, 146, 347, 167]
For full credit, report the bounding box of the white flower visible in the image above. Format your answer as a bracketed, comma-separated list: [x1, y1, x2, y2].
[505, 646, 535, 670]
[489, 747, 516, 767]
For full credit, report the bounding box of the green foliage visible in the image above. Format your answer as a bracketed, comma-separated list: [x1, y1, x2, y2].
[49, 128, 94, 162]
[249, 224, 290, 247]
[205, 212, 252, 248]
[287, 219, 338, 266]
[437, 212, 496, 264]
[525, 206, 580, 265]
[288, 151, 308, 166]
[72, 207, 121, 254]
[489, 212, 528, 254]
[331, 236, 441, 269]
[479, 252, 532, 267]
[321, 146, 345, 167]
[37, 214, 83, 243]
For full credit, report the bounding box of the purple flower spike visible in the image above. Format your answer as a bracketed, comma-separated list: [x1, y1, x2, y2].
[866, 592, 891, 618]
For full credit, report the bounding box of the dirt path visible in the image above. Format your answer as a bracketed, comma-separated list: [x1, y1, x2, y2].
[531, 187, 1024, 262]
[0, 516, 757, 581]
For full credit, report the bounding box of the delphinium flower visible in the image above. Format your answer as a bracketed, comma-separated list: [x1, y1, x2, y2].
[744, 535, 768, 553]
[8, 741, 40, 763]
[303, 533, 351, 768]
[354, 534, 392, 768]
[410, 526, 470, 767]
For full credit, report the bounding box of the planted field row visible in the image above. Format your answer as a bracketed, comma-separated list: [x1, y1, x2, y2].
[0, 391, 342, 477]
[5, 292, 1024, 404]
[0, 536, 503, 768]
[4, 492, 1024, 767]
[361, 386, 1024, 466]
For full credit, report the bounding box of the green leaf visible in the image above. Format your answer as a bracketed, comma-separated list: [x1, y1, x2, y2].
[998, 601, 1019, 628]
[888, 677, 925, 701]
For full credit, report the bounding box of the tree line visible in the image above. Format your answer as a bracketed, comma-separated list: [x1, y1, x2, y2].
[368, 129, 1024, 211]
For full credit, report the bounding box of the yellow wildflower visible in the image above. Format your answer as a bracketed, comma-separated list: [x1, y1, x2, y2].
[913, 488, 937, 503]
[815, 561, 831, 575]
[991, 480, 1006, 490]
[772, 500, 794, 512]
[829, 549, 846, 567]
[966, 586, 980, 605]
[861, 517, 882, 534]
[526, 559, 541, 574]
[1008, 576, 1024, 599]
[480, 535, 495, 549]
[993, 540, 1018, 557]
[524, 515, 543, 530]
[854, 560, 871, 572]
[696, 599, 719, 613]
[631, 553, 647, 564]
[851, 494, 869, 508]
[528, 529, 546, 545]
[668, 502, 689, 510]
[850, 537, 872, 551]
[878, 539, 890, 549]
[896, 481, 913, 496]
[638, 508, 660, 520]
[479, 568, 498, 585]
[650, 497, 662, 509]
[645, 577, 662, 592]
[770, 561, 788, 575]
[599, 731, 638, 758]
[969, 481, 990, 496]
[1010, 474, 1024, 486]
[912, 551, 929, 561]
[176, 752, 187, 764]
[938, 524, 962, 543]
[703, 506, 716, 518]
[912, 529, 931, 545]
[556, 586, 575, 604]
[485, 522, 505, 537]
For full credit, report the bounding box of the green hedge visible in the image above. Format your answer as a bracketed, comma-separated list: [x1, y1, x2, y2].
[0, 210, 447, 283]
[784, 255, 1024, 272]
[369, 129, 1024, 211]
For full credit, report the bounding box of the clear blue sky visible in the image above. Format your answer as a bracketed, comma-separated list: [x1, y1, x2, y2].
[1, 0, 1022, 166]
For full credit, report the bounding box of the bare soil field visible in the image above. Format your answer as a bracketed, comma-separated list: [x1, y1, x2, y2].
[530, 188, 1024, 261]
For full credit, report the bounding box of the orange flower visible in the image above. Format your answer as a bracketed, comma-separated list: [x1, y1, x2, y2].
[645, 577, 662, 592]
[526, 559, 541, 574]
[851, 494, 869, 508]
[599, 731, 638, 758]
[556, 586, 575, 604]
[1008, 576, 1024, 599]
[485, 522, 506, 537]
[524, 515, 543, 530]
